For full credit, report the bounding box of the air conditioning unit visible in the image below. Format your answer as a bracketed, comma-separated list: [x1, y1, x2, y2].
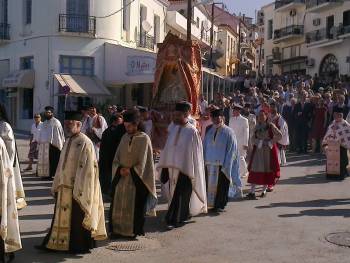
[306, 58, 315, 67]
[346, 56, 350, 63]
[290, 9, 297, 17]
[313, 18, 321, 26]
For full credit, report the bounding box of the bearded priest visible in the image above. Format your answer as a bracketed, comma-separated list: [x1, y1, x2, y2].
[37, 111, 107, 254]
[158, 102, 207, 229]
[110, 109, 157, 238]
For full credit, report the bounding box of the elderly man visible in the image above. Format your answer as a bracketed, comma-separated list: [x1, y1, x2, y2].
[229, 104, 249, 178]
[203, 108, 241, 211]
[37, 106, 65, 180]
[158, 102, 207, 229]
[323, 107, 350, 180]
[37, 111, 107, 253]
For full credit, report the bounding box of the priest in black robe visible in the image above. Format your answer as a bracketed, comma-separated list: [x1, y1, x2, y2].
[99, 114, 125, 196]
[109, 110, 157, 238]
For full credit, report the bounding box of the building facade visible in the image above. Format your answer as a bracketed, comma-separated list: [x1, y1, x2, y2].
[262, 0, 350, 79]
[0, 0, 168, 130]
[305, 0, 350, 81]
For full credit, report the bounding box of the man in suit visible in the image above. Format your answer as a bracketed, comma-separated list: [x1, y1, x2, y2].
[282, 98, 296, 152]
[293, 92, 313, 153]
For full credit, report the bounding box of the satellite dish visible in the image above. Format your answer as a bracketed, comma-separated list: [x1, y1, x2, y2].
[142, 20, 152, 33]
[203, 20, 210, 31]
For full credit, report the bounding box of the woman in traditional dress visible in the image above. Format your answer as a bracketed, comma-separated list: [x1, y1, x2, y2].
[246, 110, 282, 199]
[310, 96, 327, 153]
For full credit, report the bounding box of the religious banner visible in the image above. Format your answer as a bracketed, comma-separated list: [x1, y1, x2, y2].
[151, 33, 202, 150]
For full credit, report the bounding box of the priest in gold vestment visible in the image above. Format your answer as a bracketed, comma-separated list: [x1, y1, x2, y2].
[37, 111, 107, 253]
[110, 109, 157, 238]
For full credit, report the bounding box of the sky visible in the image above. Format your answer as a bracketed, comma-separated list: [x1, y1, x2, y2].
[224, 0, 272, 19]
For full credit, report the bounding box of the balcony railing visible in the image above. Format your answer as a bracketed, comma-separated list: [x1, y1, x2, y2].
[275, 0, 305, 9]
[59, 14, 96, 35]
[0, 23, 10, 40]
[306, 24, 350, 43]
[137, 34, 155, 51]
[274, 25, 304, 40]
[306, 0, 342, 9]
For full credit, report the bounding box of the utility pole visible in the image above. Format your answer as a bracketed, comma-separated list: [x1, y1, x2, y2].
[209, 3, 215, 68]
[236, 14, 245, 76]
[258, 38, 263, 78]
[187, 0, 192, 41]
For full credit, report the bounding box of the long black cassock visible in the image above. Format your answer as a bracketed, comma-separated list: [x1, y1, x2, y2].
[157, 123, 207, 226]
[99, 124, 126, 195]
[109, 132, 157, 238]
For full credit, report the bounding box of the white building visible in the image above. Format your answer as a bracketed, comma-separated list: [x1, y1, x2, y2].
[0, 0, 168, 130]
[305, 0, 350, 81]
[262, 0, 307, 76]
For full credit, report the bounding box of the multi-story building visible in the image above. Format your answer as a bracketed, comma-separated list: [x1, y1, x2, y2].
[0, 0, 168, 130]
[262, 0, 350, 80]
[305, 0, 350, 80]
[216, 24, 239, 77]
[262, 0, 308, 76]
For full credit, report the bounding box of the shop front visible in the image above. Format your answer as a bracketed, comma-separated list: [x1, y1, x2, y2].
[1, 69, 34, 130]
[104, 43, 156, 107]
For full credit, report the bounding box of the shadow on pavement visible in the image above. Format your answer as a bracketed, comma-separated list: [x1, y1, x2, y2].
[278, 208, 350, 218]
[26, 198, 55, 206]
[16, 237, 84, 263]
[277, 173, 331, 185]
[256, 198, 350, 209]
[19, 214, 54, 221]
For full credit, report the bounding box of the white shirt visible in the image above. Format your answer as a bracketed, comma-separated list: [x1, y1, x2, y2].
[31, 122, 42, 142]
[229, 114, 249, 150]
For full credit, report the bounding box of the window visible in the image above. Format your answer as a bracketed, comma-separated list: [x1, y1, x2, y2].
[20, 56, 34, 69]
[154, 15, 160, 44]
[344, 10, 350, 26]
[1, 0, 8, 24]
[21, 89, 33, 119]
[60, 56, 94, 76]
[291, 46, 297, 58]
[196, 17, 200, 28]
[25, 0, 32, 24]
[267, 19, 273, 40]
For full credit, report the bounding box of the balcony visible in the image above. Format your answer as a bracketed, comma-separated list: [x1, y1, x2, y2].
[306, 0, 343, 12]
[273, 25, 304, 43]
[59, 14, 96, 36]
[306, 25, 350, 47]
[0, 23, 10, 42]
[275, 0, 305, 12]
[137, 34, 155, 51]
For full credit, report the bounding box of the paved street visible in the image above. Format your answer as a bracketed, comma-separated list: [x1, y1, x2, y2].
[14, 136, 350, 263]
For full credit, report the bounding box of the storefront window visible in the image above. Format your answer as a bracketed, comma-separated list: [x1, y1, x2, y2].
[21, 89, 33, 119]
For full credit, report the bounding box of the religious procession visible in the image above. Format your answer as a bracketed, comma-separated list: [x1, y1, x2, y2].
[1, 71, 350, 261]
[1, 0, 350, 262]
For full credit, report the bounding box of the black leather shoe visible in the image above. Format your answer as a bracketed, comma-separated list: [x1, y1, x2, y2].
[246, 193, 257, 200]
[260, 192, 267, 198]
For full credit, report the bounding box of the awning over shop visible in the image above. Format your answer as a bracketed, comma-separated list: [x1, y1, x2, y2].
[2, 69, 34, 89]
[54, 74, 111, 97]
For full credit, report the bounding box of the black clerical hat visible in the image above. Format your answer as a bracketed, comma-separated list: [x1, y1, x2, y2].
[333, 106, 344, 114]
[123, 109, 141, 123]
[210, 108, 224, 117]
[44, 106, 54, 112]
[175, 101, 192, 112]
[64, 111, 82, 121]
